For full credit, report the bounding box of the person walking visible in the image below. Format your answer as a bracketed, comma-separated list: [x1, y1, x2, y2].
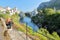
[4, 18, 13, 36]
[6, 18, 13, 29]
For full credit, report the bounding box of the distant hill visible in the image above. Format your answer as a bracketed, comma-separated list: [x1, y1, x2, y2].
[37, 0, 60, 10]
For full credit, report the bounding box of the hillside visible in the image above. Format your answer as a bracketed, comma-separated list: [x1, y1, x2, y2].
[0, 18, 32, 40]
[0, 7, 60, 40]
[37, 0, 60, 10]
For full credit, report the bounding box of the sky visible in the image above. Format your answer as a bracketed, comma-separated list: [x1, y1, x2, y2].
[0, 0, 50, 12]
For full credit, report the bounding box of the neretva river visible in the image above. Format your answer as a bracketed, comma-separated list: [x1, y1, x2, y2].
[20, 16, 39, 31]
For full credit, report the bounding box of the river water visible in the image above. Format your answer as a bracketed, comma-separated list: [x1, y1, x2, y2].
[20, 16, 39, 31]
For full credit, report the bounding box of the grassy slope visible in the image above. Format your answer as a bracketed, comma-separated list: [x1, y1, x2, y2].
[0, 13, 60, 40]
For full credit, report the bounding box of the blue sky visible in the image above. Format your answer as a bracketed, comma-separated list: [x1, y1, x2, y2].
[0, 0, 50, 12]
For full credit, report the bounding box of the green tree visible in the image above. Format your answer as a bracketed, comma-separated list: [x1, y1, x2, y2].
[31, 8, 60, 36]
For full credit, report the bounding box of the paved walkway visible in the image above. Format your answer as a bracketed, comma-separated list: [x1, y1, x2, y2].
[8, 29, 32, 40]
[0, 18, 32, 40]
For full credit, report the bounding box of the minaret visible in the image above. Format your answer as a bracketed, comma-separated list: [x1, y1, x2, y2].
[54, 7, 56, 12]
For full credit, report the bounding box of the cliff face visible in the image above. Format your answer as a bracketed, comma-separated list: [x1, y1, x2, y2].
[37, 0, 60, 10]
